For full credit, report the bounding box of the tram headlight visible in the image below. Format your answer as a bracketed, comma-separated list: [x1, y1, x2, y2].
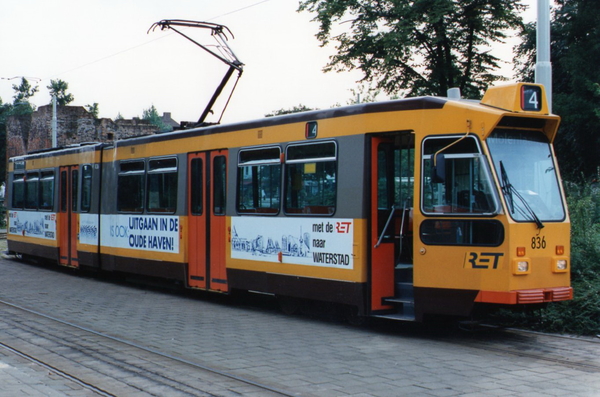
[553, 258, 569, 273]
[512, 259, 530, 275]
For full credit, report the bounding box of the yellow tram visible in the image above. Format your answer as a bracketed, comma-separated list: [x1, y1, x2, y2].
[6, 83, 571, 321]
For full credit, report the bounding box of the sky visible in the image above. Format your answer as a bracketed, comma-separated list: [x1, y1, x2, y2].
[0, 0, 543, 125]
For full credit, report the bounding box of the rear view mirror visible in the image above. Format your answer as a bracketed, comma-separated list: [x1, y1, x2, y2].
[432, 153, 445, 183]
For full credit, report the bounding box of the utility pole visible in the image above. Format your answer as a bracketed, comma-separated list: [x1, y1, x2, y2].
[535, 0, 552, 113]
[52, 95, 57, 148]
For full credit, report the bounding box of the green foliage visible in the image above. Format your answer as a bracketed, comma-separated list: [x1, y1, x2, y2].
[493, 181, 600, 335]
[142, 104, 172, 133]
[515, 0, 600, 180]
[47, 79, 74, 106]
[0, 98, 12, 185]
[265, 104, 315, 117]
[299, 0, 526, 98]
[11, 77, 38, 116]
[538, 182, 600, 335]
[347, 84, 381, 105]
[85, 103, 99, 119]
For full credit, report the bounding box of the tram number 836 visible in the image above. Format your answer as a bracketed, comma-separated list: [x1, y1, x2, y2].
[531, 235, 547, 249]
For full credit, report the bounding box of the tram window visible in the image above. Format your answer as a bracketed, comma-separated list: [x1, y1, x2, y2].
[285, 142, 336, 215]
[80, 165, 92, 212]
[12, 174, 25, 209]
[237, 147, 281, 214]
[117, 160, 145, 213]
[25, 172, 39, 210]
[421, 136, 498, 215]
[60, 171, 67, 212]
[147, 158, 178, 213]
[190, 158, 203, 215]
[72, 169, 79, 212]
[377, 142, 414, 209]
[39, 171, 54, 211]
[213, 156, 227, 215]
[420, 219, 504, 246]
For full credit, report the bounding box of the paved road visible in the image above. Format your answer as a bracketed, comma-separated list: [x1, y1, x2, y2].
[0, 251, 599, 396]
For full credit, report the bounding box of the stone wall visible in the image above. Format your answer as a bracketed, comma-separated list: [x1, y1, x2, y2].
[7, 105, 166, 158]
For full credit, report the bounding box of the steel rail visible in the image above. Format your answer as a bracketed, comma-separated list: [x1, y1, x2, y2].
[0, 299, 296, 397]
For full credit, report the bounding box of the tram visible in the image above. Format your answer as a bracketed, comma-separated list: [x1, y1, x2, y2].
[5, 83, 572, 321]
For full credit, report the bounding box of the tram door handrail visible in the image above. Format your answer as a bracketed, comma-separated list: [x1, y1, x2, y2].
[374, 205, 396, 248]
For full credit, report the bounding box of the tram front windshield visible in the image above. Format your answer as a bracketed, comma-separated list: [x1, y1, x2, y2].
[487, 129, 566, 222]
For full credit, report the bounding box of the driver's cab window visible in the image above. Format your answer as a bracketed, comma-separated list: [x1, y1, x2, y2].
[422, 136, 498, 215]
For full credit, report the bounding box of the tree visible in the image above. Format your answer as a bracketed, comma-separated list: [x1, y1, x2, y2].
[47, 79, 74, 106]
[299, 0, 526, 98]
[142, 105, 172, 132]
[265, 104, 315, 117]
[515, 0, 600, 180]
[11, 77, 38, 115]
[0, 98, 13, 186]
[85, 103, 99, 119]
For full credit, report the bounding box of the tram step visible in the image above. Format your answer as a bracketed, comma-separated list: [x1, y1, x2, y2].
[382, 297, 415, 318]
[395, 282, 414, 300]
[372, 312, 416, 321]
[395, 263, 413, 282]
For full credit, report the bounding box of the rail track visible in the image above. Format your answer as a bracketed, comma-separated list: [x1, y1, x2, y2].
[448, 324, 600, 374]
[1, 255, 599, 396]
[0, 299, 294, 397]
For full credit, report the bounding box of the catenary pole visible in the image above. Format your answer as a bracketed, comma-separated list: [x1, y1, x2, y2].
[535, 0, 552, 113]
[52, 95, 57, 148]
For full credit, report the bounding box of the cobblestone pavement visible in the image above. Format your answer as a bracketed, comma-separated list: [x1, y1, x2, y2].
[0, 251, 599, 396]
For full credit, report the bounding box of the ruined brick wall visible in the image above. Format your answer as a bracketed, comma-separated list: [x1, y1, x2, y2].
[6, 105, 160, 157]
[7, 115, 31, 159]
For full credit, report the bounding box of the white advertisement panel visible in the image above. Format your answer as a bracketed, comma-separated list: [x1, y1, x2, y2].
[100, 214, 180, 254]
[79, 213, 99, 246]
[8, 210, 57, 240]
[231, 217, 354, 269]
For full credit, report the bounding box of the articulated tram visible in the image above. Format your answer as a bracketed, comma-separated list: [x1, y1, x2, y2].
[6, 83, 572, 321]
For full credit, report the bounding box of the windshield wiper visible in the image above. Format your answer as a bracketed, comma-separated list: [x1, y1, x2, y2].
[499, 161, 514, 213]
[499, 161, 544, 229]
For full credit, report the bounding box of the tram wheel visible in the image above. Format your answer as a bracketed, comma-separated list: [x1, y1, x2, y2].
[344, 305, 368, 326]
[277, 296, 302, 315]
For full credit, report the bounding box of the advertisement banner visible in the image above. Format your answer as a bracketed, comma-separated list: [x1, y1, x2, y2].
[100, 214, 180, 253]
[8, 211, 57, 240]
[79, 213, 99, 246]
[231, 217, 354, 269]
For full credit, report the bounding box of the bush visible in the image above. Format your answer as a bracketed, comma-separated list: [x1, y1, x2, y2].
[543, 181, 600, 335]
[0, 204, 5, 228]
[494, 181, 600, 335]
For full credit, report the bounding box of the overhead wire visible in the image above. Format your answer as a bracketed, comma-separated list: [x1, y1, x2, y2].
[43, 0, 270, 81]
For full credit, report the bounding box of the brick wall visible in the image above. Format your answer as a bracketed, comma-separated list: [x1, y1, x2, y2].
[7, 105, 160, 158]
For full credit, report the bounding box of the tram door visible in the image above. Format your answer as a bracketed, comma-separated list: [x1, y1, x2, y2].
[58, 165, 79, 268]
[187, 150, 229, 292]
[370, 135, 414, 312]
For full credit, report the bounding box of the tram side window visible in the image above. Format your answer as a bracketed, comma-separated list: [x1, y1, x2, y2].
[213, 155, 227, 215]
[25, 172, 39, 210]
[80, 165, 93, 212]
[237, 147, 281, 214]
[39, 171, 55, 211]
[147, 158, 178, 213]
[190, 158, 203, 215]
[12, 174, 25, 209]
[422, 136, 497, 215]
[285, 142, 336, 215]
[117, 160, 145, 213]
[72, 169, 79, 212]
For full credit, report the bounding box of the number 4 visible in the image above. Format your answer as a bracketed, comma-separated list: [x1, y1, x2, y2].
[521, 85, 542, 111]
[528, 91, 539, 109]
